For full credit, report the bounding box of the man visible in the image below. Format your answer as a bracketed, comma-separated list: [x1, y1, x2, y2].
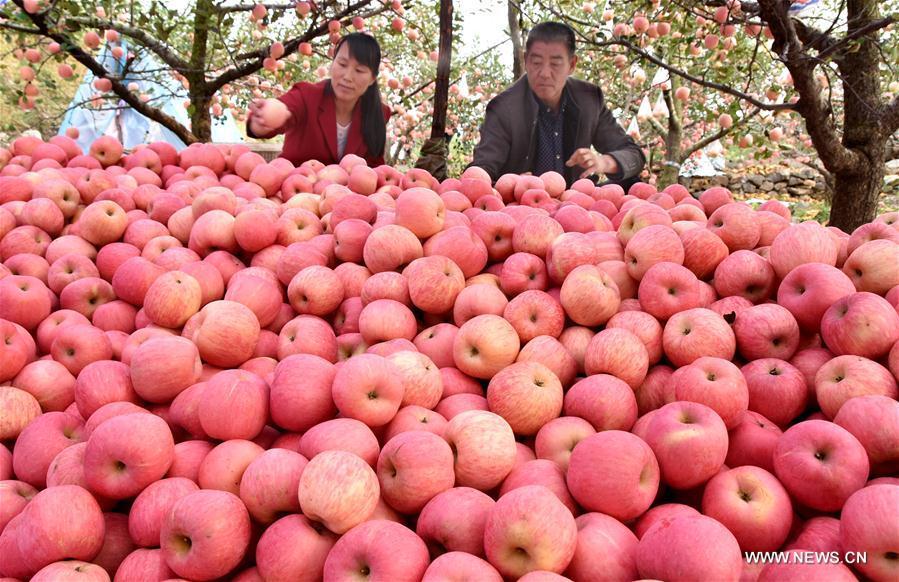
[470, 21, 645, 188]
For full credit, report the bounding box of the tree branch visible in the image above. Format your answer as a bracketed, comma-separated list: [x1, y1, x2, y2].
[16, 3, 196, 144]
[589, 37, 794, 112]
[681, 108, 761, 160]
[0, 21, 42, 34]
[65, 16, 190, 72]
[756, 0, 863, 174]
[208, 0, 378, 93]
[218, 2, 308, 13]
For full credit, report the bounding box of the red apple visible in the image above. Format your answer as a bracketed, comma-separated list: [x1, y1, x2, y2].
[160, 489, 251, 580]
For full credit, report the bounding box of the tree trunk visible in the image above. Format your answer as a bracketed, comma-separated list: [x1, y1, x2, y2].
[189, 93, 212, 143]
[507, 0, 524, 80]
[827, 0, 885, 229]
[430, 0, 453, 139]
[829, 154, 884, 231]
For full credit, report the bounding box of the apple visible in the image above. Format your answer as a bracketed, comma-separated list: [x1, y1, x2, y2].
[0, 479, 37, 533]
[298, 450, 379, 534]
[405, 255, 467, 315]
[733, 303, 801, 361]
[636, 514, 742, 581]
[584, 328, 648, 389]
[565, 512, 639, 581]
[814, 355, 897, 419]
[713, 249, 776, 304]
[769, 221, 838, 279]
[83, 412, 175, 500]
[299, 418, 380, 467]
[141, 270, 202, 329]
[483, 485, 577, 578]
[637, 261, 702, 320]
[387, 350, 443, 409]
[500, 252, 548, 295]
[533, 417, 595, 472]
[566, 430, 659, 521]
[707, 202, 760, 252]
[160, 489, 251, 580]
[702, 465, 793, 551]
[486, 361, 563, 436]
[167, 440, 214, 482]
[323, 520, 430, 582]
[563, 374, 637, 432]
[358, 298, 417, 344]
[0, 275, 52, 330]
[422, 552, 503, 581]
[773, 420, 869, 511]
[742, 358, 808, 426]
[662, 307, 735, 366]
[834, 395, 899, 475]
[277, 314, 338, 362]
[452, 314, 520, 379]
[128, 477, 200, 547]
[443, 410, 516, 491]
[270, 354, 337, 432]
[417, 486, 495, 557]
[12, 410, 83, 488]
[643, 401, 729, 489]
[820, 292, 899, 359]
[182, 300, 261, 367]
[839, 484, 899, 582]
[670, 356, 749, 429]
[239, 448, 307, 524]
[395, 187, 446, 238]
[197, 439, 264, 494]
[378, 430, 455, 514]
[501, 291, 564, 344]
[777, 263, 857, 336]
[559, 264, 621, 326]
[129, 336, 202, 403]
[256, 514, 337, 582]
[331, 353, 403, 427]
[198, 369, 269, 440]
[363, 224, 423, 273]
[843, 239, 899, 295]
[725, 410, 783, 473]
[13, 485, 105, 577]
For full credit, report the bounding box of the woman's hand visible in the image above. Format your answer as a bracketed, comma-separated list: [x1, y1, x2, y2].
[565, 148, 620, 179]
[248, 98, 291, 136]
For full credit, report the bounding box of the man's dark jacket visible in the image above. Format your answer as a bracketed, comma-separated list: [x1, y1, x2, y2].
[470, 75, 645, 187]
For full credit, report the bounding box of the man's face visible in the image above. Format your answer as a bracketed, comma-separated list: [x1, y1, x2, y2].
[525, 40, 577, 108]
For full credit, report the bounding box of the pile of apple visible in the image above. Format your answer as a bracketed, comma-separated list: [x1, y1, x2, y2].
[1, 132, 898, 582]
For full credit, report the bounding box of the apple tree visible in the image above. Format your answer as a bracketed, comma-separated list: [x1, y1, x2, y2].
[510, 0, 898, 230]
[0, 0, 408, 144]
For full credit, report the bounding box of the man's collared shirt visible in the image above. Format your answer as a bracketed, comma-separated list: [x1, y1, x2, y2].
[532, 89, 568, 176]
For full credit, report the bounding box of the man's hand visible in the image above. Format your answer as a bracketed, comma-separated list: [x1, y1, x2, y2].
[565, 148, 620, 179]
[248, 98, 291, 137]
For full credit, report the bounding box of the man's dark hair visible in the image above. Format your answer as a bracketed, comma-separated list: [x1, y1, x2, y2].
[525, 22, 577, 56]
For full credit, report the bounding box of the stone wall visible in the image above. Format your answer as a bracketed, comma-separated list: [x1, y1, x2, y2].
[678, 160, 899, 200]
[680, 166, 828, 199]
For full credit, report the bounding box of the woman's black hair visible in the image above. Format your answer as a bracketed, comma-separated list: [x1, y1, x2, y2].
[332, 33, 386, 158]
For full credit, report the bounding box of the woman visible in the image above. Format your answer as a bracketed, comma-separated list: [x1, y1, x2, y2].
[247, 33, 390, 166]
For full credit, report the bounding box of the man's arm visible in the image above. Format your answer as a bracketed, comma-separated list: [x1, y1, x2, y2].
[469, 100, 512, 182]
[591, 88, 646, 181]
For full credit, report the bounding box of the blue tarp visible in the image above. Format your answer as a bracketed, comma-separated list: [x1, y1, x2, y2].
[58, 40, 242, 151]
